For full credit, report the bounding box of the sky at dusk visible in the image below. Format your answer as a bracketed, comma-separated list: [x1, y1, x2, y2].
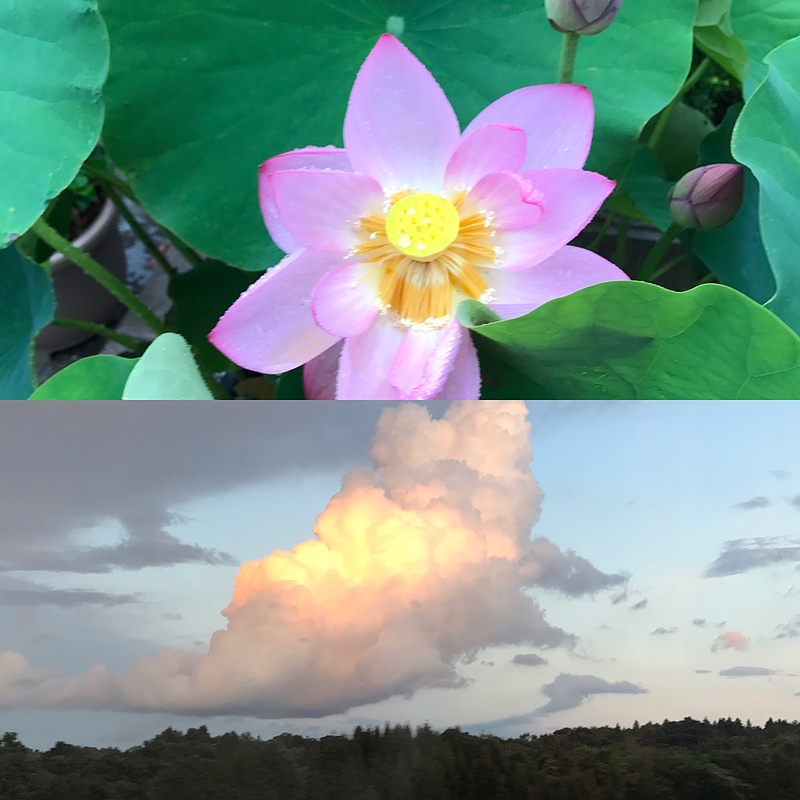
[0, 401, 798, 750]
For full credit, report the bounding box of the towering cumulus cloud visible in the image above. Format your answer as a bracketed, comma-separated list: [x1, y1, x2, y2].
[0, 402, 622, 717]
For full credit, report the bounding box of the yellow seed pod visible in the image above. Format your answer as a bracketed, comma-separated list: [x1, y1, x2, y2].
[385, 193, 460, 261]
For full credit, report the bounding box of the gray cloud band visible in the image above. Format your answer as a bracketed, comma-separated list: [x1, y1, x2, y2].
[0, 403, 396, 573]
[704, 537, 800, 577]
[469, 672, 647, 732]
[0, 581, 137, 609]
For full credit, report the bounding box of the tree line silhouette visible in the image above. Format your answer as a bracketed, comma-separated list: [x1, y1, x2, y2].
[1, 716, 799, 799]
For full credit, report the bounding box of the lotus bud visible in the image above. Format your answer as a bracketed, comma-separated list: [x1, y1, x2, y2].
[668, 164, 744, 230]
[545, 0, 624, 36]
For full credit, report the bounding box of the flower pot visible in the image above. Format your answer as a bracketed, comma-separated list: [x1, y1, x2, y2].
[36, 198, 128, 353]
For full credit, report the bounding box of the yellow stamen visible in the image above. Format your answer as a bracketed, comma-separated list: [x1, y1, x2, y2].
[358, 215, 386, 235]
[352, 190, 498, 329]
[379, 258, 452, 324]
[449, 239, 498, 261]
[438, 252, 490, 299]
[458, 213, 493, 234]
[451, 190, 468, 209]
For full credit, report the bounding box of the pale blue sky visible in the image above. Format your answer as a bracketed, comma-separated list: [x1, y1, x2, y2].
[1, 402, 798, 750]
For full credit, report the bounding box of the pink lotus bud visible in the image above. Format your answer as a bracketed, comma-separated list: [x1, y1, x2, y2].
[545, 0, 624, 35]
[668, 164, 744, 229]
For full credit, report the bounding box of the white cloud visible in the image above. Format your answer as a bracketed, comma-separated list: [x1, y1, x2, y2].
[0, 403, 622, 719]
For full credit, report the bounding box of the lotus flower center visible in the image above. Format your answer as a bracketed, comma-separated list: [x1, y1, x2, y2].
[385, 193, 460, 261]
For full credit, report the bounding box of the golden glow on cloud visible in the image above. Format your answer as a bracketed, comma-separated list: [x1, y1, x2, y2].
[232, 488, 519, 616]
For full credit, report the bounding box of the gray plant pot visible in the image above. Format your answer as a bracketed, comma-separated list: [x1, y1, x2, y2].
[36, 198, 128, 353]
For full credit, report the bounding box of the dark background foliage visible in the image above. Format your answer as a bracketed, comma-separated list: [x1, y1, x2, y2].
[2, 717, 799, 799]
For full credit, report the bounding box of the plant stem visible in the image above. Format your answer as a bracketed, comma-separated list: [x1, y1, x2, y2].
[83, 159, 205, 270]
[164, 230, 204, 270]
[588, 211, 617, 251]
[650, 253, 686, 282]
[696, 271, 718, 284]
[648, 57, 712, 150]
[638, 222, 683, 281]
[197, 362, 232, 401]
[82, 159, 137, 202]
[615, 215, 629, 269]
[30, 217, 167, 336]
[558, 33, 580, 83]
[100, 180, 177, 277]
[51, 317, 144, 351]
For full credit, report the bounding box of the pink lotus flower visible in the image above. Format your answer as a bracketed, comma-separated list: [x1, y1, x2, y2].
[209, 34, 627, 399]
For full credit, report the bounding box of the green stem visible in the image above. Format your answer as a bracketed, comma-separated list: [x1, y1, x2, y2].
[82, 159, 137, 202]
[30, 217, 167, 336]
[650, 253, 686, 282]
[696, 271, 718, 284]
[557, 33, 580, 83]
[648, 57, 712, 150]
[83, 159, 205, 270]
[164, 230, 204, 270]
[100, 180, 177, 277]
[51, 317, 144, 351]
[588, 211, 616, 251]
[615, 215, 630, 269]
[638, 222, 683, 281]
[197, 362, 231, 401]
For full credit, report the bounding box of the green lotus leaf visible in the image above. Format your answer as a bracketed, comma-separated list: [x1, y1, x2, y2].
[122, 332, 213, 399]
[0, 246, 54, 399]
[733, 36, 800, 333]
[730, 0, 800, 96]
[460, 281, 800, 399]
[99, 0, 696, 271]
[0, 0, 108, 245]
[30, 355, 137, 400]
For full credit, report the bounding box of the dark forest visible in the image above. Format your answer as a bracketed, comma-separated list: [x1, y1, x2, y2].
[1, 716, 799, 799]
